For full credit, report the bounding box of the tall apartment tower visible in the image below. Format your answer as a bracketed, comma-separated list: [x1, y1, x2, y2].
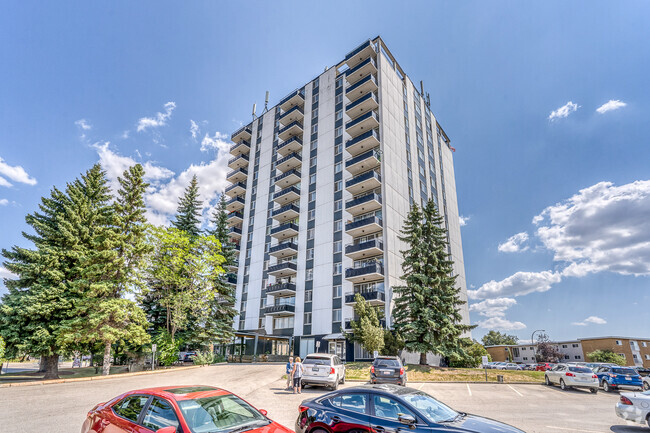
[225, 37, 469, 362]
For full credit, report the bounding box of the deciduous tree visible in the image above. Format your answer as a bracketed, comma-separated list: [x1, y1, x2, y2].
[481, 330, 519, 347]
[345, 293, 385, 355]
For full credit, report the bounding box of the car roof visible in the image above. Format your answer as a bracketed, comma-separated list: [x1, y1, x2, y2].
[123, 385, 231, 402]
[305, 353, 336, 358]
[330, 383, 416, 396]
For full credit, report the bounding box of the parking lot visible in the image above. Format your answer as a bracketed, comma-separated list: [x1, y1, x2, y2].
[0, 363, 645, 433]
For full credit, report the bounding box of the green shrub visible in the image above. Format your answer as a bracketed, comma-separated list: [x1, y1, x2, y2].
[192, 351, 215, 366]
[153, 330, 182, 366]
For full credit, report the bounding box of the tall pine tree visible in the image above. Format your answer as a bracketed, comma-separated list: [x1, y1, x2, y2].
[172, 175, 203, 237]
[393, 200, 474, 365]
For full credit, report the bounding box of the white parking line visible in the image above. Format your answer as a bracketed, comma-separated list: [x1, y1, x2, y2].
[507, 384, 523, 397]
[417, 383, 424, 390]
[546, 426, 603, 433]
[466, 383, 472, 396]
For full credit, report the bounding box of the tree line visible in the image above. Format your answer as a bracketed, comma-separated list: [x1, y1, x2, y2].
[0, 164, 236, 379]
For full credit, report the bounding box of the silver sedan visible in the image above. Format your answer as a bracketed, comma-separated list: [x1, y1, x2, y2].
[615, 390, 650, 427]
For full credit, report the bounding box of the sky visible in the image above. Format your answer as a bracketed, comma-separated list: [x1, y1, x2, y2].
[1, 1, 649, 343]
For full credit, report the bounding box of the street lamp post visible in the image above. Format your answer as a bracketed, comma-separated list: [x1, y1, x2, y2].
[531, 329, 545, 362]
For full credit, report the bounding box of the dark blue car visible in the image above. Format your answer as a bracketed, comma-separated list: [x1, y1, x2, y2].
[595, 365, 643, 392]
[296, 384, 524, 433]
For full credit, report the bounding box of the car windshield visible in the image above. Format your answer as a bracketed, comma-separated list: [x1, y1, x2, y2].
[375, 359, 400, 367]
[401, 392, 458, 423]
[303, 357, 331, 365]
[569, 367, 593, 373]
[177, 394, 269, 433]
[612, 368, 637, 375]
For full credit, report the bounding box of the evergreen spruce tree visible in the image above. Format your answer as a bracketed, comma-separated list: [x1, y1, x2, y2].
[172, 175, 203, 238]
[393, 200, 475, 365]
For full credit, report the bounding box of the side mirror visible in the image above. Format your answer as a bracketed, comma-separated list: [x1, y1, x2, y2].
[259, 409, 268, 416]
[156, 427, 177, 433]
[398, 414, 416, 426]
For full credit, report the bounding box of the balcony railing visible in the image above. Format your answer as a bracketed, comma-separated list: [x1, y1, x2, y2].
[346, 239, 383, 255]
[266, 282, 297, 295]
[345, 192, 382, 210]
[345, 262, 384, 279]
[344, 291, 386, 304]
[346, 215, 383, 232]
[277, 136, 303, 153]
[274, 185, 300, 200]
[269, 242, 298, 255]
[228, 226, 242, 236]
[278, 120, 303, 136]
[345, 148, 381, 169]
[262, 304, 296, 315]
[230, 140, 250, 152]
[231, 125, 252, 141]
[276, 152, 302, 167]
[228, 153, 249, 166]
[272, 203, 300, 218]
[346, 170, 381, 189]
[225, 182, 247, 193]
[345, 57, 377, 78]
[268, 261, 298, 273]
[345, 40, 373, 61]
[226, 273, 237, 284]
[227, 210, 244, 220]
[270, 222, 299, 236]
[345, 92, 378, 112]
[227, 196, 245, 207]
[274, 169, 301, 184]
[279, 89, 305, 107]
[345, 110, 379, 130]
[279, 105, 304, 121]
[226, 167, 248, 179]
[345, 318, 386, 330]
[346, 74, 377, 95]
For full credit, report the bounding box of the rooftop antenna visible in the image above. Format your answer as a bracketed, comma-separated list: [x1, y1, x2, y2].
[426, 92, 431, 108]
[420, 80, 425, 96]
[252, 103, 257, 120]
[263, 91, 270, 113]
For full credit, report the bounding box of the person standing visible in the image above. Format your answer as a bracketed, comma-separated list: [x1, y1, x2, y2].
[291, 356, 304, 394]
[285, 356, 294, 389]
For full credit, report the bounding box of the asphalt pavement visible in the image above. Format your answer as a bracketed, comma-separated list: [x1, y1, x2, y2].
[0, 363, 645, 433]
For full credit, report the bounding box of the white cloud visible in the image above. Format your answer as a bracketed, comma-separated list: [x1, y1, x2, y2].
[469, 270, 561, 300]
[0, 198, 8, 206]
[121, 130, 130, 139]
[572, 316, 607, 326]
[190, 120, 200, 139]
[136, 102, 176, 132]
[498, 232, 529, 253]
[596, 100, 626, 114]
[470, 298, 526, 330]
[0, 266, 16, 280]
[548, 101, 579, 120]
[201, 131, 231, 153]
[478, 317, 526, 331]
[459, 215, 470, 226]
[0, 157, 37, 186]
[75, 119, 92, 130]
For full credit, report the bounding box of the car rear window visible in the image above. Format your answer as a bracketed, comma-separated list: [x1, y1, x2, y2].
[569, 367, 593, 373]
[612, 368, 637, 375]
[303, 357, 331, 365]
[374, 359, 400, 367]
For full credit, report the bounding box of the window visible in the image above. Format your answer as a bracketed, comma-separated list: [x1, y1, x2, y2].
[304, 312, 312, 325]
[307, 248, 314, 260]
[313, 93, 319, 104]
[305, 290, 313, 302]
[645, 354, 650, 360]
[335, 180, 342, 192]
[333, 262, 342, 275]
[372, 395, 414, 421]
[332, 308, 341, 322]
[336, 110, 343, 121]
[334, 220, 342, 232]
[258, 317, 264, 328]
[334, 199, 342, 211]
[113, 395, 150, 422]
[335, 143, 342, 155]
[335, 127, 343, 138]
[335, 162, 342, 173]
[333, 285, 342, 298]
[523, 357, 528, 360]
[310, 156, 317, 167]
[333, 241, 342, 253]
[335, 94, 343, 104]
[239, 319, 245, 330]
[312, 108, 318, 119]
[307, 228, 315, 240]
[564, 355, 569, 359]
[248, 232, 253, 242]
[618, 353, 626, 359]
[142, 398, 179, 431]
[311, 124, 318, 134]
[575, 355, 581, 359]
[306, 269, 313, 281]
[616, 340, 622, 345]
[242, 283, 248, 294]
[329, 393, 367, 414]
[310, 140, 318, 151]
[310, 174, 317, 185]
[308, 209, 316, 221]
[562, 345, 567, 348]
[572, 344, 579, 348]
[309, 191, 317, 202]
[313, 77, 319, 88]
[642, 342, 647, 347]
[274, 316, 294, 329]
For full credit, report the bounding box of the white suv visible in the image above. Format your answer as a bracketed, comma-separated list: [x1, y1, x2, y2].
[301, 353, 346, 390]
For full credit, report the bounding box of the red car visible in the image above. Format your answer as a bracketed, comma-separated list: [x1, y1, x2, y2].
[536, 362, 556, 372]
[81, 385, 292, 433]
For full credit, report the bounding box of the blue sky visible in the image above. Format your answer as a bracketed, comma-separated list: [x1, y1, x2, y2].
[1, 1, 649, 342]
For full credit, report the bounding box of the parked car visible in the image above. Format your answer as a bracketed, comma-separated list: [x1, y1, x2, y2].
[586, 362, 615, 372]
[544, 364, 599, 393]
[370, 356, 407, 386]
[296, 384, 525, 433]
[492, 362, 507, 369]
[499, 363, 523, 370]
[536, 362, 556, 371]
[301, 353, 346, 390]
[643, 376, 650, 391]
[615, 390, 650, 427]
[595, 365, 643, 392]
[182, 351, 197, 363]
[81, 385, 289, 433]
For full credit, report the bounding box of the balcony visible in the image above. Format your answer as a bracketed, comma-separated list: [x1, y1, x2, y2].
[227, 210, 244, 226]
[277, 136, 303, 157]
[345, 57, 377, 85]
[278, 121, 304, 142]
[279, 89, 305, 112]
[345, 148, 381, 175]
[276, 152, 302, 172]
[345, 215, 383, 237]
[267, 261, 298, 278]
[230, 140, 250, 157]
[345, 318, 385, 331]
[345, 92, 378, 118]
[346, 192, 382, 215]
[345, 40, 376, 69]
[344, 290, 386, 306]
[226, 168, 248, 183]
[265, 282, 297, 296]
[228, 226, 243, 240]
[274, 169, 301, 187]
[345, 110, 379, 138]
[346, 129, 380, 157]
[225, 181, 246, 198]
[346, 170, 381, 195]
[228, 153, 249, 170]
[226, 196, 245, 212]
[274, 185, 301, 204]
[269, 241, 298, 258]
[279, 106, 304, 126]
[272, 203, 300, 223]
[231, 125, 252, 143]
[271, 222, 299, 240]
[346, 74, 378, 102]
[226, 273, 237, 285]
[226, 260, 239, 271]
[345, 262, 384, 283]
[262, 303, 296, 316]
[345, 239, 384, 260]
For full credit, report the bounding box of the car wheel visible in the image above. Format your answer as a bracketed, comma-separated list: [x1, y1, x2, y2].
[560, 379, 568, 390]
[643, 381, 650, 391]
[602, 381, 610, 392]
[331, 377, 339, 390]
[340, 374, 345, 384]
[545, 375, 551, 386]
[590, 388, 598, 394]
[646, 413, 650, 428]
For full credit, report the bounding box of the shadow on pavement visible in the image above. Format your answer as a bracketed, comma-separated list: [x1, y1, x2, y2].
[610, 426, 647, 432]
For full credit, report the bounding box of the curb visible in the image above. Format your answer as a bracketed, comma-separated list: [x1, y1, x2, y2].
[0, 364, 205, 389]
